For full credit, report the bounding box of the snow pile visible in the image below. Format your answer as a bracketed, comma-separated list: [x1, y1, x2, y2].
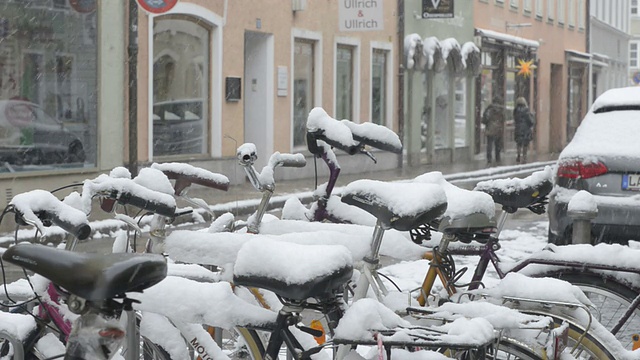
[341, 120, 403, 153]
[568, 190, 598, 213]
[0, 311, 37, 340]
[334, 298, 411, 340]
[151, 162, 230, 187]
[306, 107, 358, 148]
[404, 33, 425, 70]
[429, 301, 552, 330]
[590, 86, 640, 112]
[133, 167, 175, 195]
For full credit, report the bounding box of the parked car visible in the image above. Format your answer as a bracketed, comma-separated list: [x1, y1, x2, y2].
[0, 100, 85, 167]
[548, 86, 640, 245]
[152, 99, 205, 156]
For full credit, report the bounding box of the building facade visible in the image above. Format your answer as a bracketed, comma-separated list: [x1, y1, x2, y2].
[135, 0, 401, 180]
[403, 1, 479, 166]
[589, 0, 629, 107]
[474, 0, 588, 154]
[629, 0, 640, 86]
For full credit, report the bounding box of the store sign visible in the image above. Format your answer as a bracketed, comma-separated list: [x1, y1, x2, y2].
[339, 0, 384, 32]
[136, 0, 178, 14]
[422, 0, 454, 19]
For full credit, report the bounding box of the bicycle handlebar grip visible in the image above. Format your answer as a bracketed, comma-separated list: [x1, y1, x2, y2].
[118, 191, 176, 218]
[48, 212, 92, 240]
[276, 154, 307, 168]
[10, 189, 92, 240]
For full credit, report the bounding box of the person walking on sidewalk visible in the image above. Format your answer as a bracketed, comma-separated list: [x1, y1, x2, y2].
[481, 95, 505, 164]
[513, 97, 534, 164]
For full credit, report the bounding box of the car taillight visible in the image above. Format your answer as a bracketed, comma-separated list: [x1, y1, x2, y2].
[557, 161, 608, 179]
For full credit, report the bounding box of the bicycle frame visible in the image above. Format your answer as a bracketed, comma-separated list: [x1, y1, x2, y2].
[416, 208, 640, 337]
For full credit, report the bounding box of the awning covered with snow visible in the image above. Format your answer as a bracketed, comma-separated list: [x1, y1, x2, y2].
[475, 28, 539, 50]
[404, 34, 481, 76]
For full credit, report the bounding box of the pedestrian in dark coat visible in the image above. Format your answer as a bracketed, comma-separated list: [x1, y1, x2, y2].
[513, 97, 534, 163]
[481, 95, 505, 164]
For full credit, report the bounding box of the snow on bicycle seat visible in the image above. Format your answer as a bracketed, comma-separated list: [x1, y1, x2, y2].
[233, 238, 353, 301]
[341, 179, 447, 231]
[414, 172, 496, 236]
[2, 243, 167, 301]
[474, 166, 553, 213]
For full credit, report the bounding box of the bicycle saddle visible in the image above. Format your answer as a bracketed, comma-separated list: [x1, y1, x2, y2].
[341, 180, 448, 231]
[474, 167, 553, 214]
[3, 243, 167, 301]
[233, 238, 353, 301]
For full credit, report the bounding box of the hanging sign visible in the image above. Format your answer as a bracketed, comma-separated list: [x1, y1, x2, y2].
[422, 0, 454, 19]
[339, 0, 384, 32]
[136, 0, 178, 14]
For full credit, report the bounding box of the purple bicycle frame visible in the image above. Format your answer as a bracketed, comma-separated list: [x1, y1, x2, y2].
[36, 283, 73, 339]
[310, 150, 343, 222]
[451, 236, 640, 336]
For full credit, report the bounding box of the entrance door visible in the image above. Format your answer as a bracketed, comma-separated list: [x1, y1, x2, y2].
[244, 32, 273, 168]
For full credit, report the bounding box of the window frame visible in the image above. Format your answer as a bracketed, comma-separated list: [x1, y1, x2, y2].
[147, 3, 223, 160]
[633, 0, 638, 17]
[370, 42, 393, 127]
[334, 36, 361, 123]
[535, 0, 543, 19]
[557, 0, 565, 25]
[630, 41, 639, 69]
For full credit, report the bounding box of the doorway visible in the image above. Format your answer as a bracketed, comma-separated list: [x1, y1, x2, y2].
[244, 31, 274, 168]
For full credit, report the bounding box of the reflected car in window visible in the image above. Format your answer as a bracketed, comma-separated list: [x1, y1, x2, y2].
[152, 99, 205, 157]
[0, 100, 85, 168]
[548, 87, 640, 245]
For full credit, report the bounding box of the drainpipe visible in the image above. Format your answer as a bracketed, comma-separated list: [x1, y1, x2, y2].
[128, 0, 139, 176]
[586, 0, 593, 108]
[397, 0, 405, 168]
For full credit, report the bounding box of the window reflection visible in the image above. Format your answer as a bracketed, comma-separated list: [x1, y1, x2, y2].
[153, 16, 209, 157]
[336, 45, 354, 121]
[0, 2, 96, 172]
[371, 49, 387, 125]
[293, 39, 314, 148]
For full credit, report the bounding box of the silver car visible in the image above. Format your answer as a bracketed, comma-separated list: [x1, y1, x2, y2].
[548, 87, 640, 244]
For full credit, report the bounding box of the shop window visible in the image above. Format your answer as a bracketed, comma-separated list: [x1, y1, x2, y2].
[152, 16, 210, 158]
[0, 3, 96, 172]
[434, 71, 450, 149]
[336, 45, 354, 121]
[293, 39, 315, 148]
[371, 49, 387, 126]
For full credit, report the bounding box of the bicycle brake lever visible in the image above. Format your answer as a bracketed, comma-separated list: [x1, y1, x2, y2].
[361, 148, 377, 164]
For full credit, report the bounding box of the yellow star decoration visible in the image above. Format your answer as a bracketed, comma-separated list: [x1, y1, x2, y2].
[516, 58, 537, 78]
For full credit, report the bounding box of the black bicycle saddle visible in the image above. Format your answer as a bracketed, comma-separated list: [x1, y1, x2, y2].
[341, 180, 447, 232]
[475, 169, 553, 214]
[234, 265, 353, 301]
[3, 243, 167, 301]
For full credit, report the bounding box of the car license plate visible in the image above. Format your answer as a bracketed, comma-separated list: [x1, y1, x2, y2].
[622, 174, 640, 191]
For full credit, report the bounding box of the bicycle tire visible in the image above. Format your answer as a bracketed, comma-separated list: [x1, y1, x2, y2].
[0, 330, 26, 360]
[140, 336, 172, 360]
[490, 336, 543, 360]
[539, 271, 640, 350]
[524, 311, 616, 360]
[213, 327, 265, 360]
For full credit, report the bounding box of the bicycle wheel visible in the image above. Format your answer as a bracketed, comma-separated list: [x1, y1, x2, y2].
[140, 336, 172, 360]
[489, 337, 543, 360]
[0, 330, 25, 360]
[545, 271, 640, 350]
[210, 327, 265, 360]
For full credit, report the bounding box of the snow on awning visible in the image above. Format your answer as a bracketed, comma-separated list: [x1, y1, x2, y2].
[475, 28, 539, 49]
[565, 49, 591, 64]
[403, 33, 480, 75]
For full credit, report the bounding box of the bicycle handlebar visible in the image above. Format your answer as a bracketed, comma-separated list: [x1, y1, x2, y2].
[269, 152, 307, 168]
[102, 190, 176, 218]
[10, 190, 92, 240]
[151, 163, 230, 195]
